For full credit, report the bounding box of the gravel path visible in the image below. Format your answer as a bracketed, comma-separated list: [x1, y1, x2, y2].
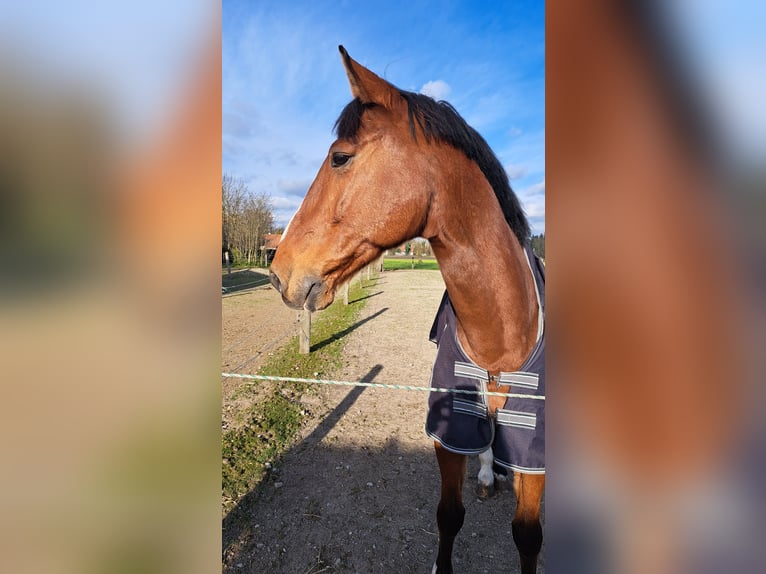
[222, 269, 544, 573]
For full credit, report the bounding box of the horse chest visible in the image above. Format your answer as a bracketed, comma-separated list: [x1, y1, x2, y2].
[425, 249, 546, 475]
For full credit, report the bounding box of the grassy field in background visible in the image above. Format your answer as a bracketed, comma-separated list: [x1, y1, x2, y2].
[382, 257, 439, 271]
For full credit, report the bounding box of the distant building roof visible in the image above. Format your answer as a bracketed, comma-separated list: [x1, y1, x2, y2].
[262, 234, 282, 250]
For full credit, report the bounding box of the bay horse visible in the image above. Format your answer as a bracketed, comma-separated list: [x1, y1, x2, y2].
[269, 46, 544, 574]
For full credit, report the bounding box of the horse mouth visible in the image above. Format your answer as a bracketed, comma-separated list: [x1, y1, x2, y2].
[303, 279, 332, 312]
[275, 275, 334, 312]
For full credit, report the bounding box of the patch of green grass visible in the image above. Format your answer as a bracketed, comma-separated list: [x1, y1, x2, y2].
[383, 257, 440, 271]
[222, 278, 373, 510]
[258, 291, 369, 378]
[222, 390, 302, 503]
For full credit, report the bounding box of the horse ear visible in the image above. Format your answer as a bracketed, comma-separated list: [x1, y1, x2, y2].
[338, 45, 397, 108]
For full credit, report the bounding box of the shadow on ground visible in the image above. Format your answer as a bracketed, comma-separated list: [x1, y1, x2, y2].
[222, 365, 545, 574]
[222, 269, 271, 294]
[311, 307, 389, 353]
[349, 291, 384, 304]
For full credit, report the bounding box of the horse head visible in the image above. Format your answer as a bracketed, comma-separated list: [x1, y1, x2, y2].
[269, 46, 434, 311]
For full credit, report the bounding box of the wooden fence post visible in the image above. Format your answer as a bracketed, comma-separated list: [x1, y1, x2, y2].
[298, 311, 311, 354]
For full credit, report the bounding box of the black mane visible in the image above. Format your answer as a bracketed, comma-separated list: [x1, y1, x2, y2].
[333, 91, 530, 246]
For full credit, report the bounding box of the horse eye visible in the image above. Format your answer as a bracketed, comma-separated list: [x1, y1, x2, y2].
[331, 152, 352, 168]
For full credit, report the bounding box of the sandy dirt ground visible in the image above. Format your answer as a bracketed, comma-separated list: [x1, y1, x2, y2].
[222, 270, 545, 573]
[222, 273, 300, 434]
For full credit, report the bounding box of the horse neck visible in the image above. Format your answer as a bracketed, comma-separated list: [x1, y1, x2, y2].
[425, 157, 539, 374]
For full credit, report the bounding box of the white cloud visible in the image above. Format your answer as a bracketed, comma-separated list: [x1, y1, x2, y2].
[524, 201, 545, 218]
[505, 164, 527, 180]
[524, 179, 545, 196]
[277, 178, 313, 196]
[517, 178, 545, 234]
[271, 196, 304, 211]
[419, 79, 451, 100]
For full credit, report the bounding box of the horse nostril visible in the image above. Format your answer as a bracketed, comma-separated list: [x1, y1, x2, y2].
[269, 271, 282, 293]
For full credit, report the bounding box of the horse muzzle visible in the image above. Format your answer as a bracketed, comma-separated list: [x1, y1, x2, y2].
[269, 269, 332, 312]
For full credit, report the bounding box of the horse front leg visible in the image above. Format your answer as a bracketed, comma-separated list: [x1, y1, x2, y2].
[512, 472, 545, 574]
[432, 442, 467, 574]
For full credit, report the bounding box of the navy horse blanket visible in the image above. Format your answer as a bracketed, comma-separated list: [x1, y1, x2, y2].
[425, 247, 545, 474]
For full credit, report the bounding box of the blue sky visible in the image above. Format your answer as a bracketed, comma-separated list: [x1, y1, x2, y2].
[223, 0, 545, 234]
